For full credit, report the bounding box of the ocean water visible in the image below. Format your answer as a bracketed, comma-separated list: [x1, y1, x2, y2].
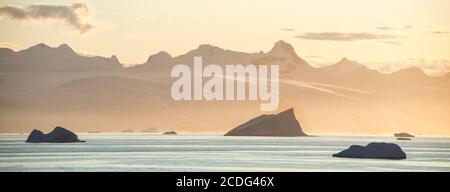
[0, 134, 449, 172]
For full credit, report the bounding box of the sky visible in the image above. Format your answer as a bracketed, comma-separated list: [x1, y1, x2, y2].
[0, 0, 449, 75]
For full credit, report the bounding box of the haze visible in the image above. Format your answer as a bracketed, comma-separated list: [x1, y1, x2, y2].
[0, 0, 449, 75]
[0, 1, 449, 136]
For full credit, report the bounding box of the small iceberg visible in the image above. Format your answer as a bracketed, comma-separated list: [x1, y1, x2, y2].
[163, 131, 177, 135]
[333, 142, 406, 159]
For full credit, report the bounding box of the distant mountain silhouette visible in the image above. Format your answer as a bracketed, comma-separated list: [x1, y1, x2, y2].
[321, 57, 378, 75]
[128, 51, 173, 72]
[387, 67, 429, 83]
[128, 40, 312, 72]
[0, 43, 123, 72]
[0, 40, 449, 135]
[0, 41, 444, 78]
[250, 40, 312, 72]
[389, 67, 426, 77]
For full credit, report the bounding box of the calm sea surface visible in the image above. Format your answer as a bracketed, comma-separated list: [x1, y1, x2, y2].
[0, 134, 449, 172]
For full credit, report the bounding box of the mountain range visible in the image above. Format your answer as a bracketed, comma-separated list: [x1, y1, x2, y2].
[0, 41, 439, 79]
[0, 41, 449, 136]
[127, 40, 312, 73]
[0, 43, 122, 72]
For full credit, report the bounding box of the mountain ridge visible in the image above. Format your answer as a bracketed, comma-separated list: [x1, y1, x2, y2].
[0, 41, 444, 77]
[0, 43, 123, 72]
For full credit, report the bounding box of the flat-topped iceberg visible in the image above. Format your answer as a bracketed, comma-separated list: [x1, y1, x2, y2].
[394, 132, 415, 138]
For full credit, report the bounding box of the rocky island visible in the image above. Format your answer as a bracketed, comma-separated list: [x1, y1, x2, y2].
[333, 142, 406, 159]
[26, 126, 85, 143]
[224, 108, 307, 137]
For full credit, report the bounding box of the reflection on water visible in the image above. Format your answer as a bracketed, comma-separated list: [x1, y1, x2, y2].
[0, 134, 449, 172]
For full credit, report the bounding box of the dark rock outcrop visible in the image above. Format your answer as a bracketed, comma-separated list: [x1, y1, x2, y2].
[224, 108, 307, 137]
[397, 138, 411, 141]
[333, 142, 406, 159]
[394, 133, 415, 138]
[163, 131, 177, 135]
[26, 126, 85, 143]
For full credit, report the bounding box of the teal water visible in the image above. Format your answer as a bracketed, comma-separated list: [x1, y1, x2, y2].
[0, 134, 449, 172]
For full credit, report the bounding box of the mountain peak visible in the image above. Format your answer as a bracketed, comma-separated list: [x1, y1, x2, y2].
[336, 57, 362, 67]
[110, 55, 120, 63]
[388, 67, 429, 80]
[321, 57, 377, 75]
[145, 51, 173, 64]
[28, 43, 51, 50]
[339, 57, 351, 63]
[270, 40, 294, 53]
[57, 43, 71, 49]
[156, 51, 172, 58]
[393, 67, 426, 76]
[2, 43, 123, 72]
[266, 40, 310, 68]
[26, 43, 77, 55]
[197, 44, 224, 51]
[57, 43, 75, 53]
[274, 40, 288, 46]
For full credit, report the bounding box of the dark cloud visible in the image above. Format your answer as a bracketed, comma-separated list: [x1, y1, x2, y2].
[295, 32, 396, 41]
[281, 28, 296, 31]
[0, 2, 94, 33]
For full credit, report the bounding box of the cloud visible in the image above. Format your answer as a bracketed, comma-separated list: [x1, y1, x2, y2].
[432, 31, 450, 34]
[0, 2, 94, 33]
[376, 25, 414, 31]
[295, 32, 396, 41]
[281, 28, 296, 31]
[376, 26, 393, 30]
[402, 25, 414, 30]
[376, 25, 415, 31]
[304, 55, 323, 58]
[378, 41, 402, 45]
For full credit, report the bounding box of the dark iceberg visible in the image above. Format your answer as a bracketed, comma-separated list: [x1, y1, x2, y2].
[163, 131, 177, 135]
[26, 126, 85, 143]
[333, 142, 406, 159]
[224, 108, 307, 137]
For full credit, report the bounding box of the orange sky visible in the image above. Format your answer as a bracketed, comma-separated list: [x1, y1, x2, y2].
[0, 0, 449, 75]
